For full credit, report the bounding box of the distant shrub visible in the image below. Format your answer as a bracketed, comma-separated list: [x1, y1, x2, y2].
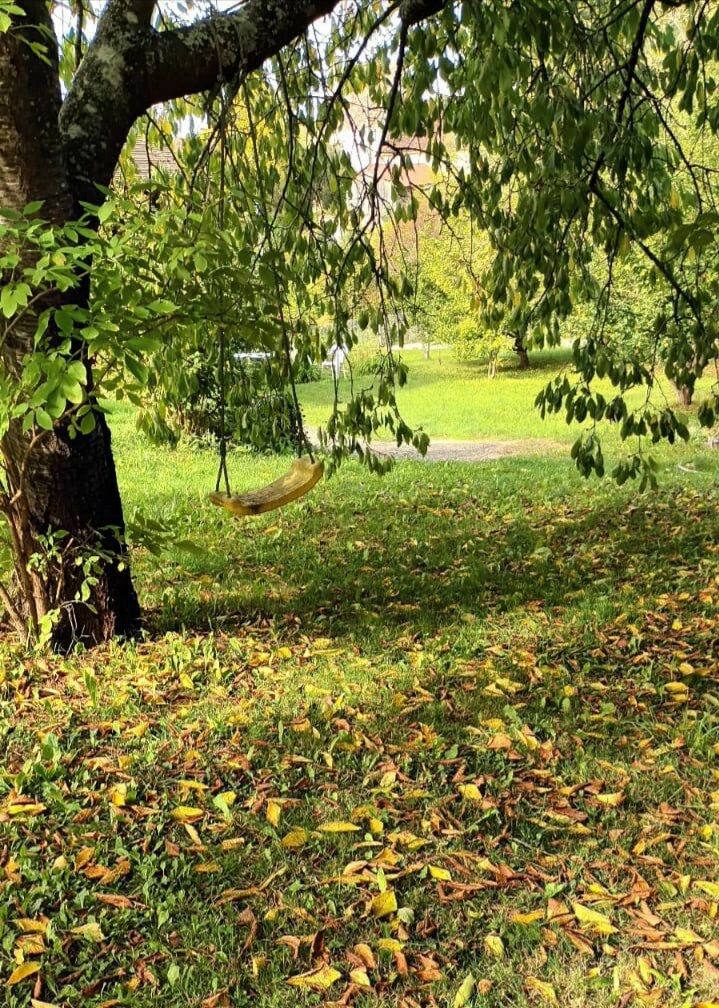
[294, 359, 322, 383]
[351, 347, 384, 376]
[234, 388, 305, 455]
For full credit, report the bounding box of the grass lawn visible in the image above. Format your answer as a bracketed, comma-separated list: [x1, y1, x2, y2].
[300, 346, 719, 461]
[2, 356, 719, 1007]
[299, 347, 583, 442]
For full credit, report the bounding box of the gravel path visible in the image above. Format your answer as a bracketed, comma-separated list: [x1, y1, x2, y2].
[368, 438, 562, 463]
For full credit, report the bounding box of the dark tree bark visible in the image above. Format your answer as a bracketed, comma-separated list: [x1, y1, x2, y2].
[672, 382, 694, 407]
[512, 333, 530, 370]
[0, 0, 448, 647]
[0, 1, 141, 648]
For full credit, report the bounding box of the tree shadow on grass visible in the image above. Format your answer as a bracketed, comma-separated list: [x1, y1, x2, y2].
[147, 472, 719, 659]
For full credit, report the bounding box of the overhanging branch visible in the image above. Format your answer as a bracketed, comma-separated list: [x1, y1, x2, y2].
[60, 0, 451, 209]
[144, 0, 338, 107]
[145, 0, 451, 106]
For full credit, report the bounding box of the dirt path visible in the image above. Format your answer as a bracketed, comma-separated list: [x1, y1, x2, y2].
[368, 438, 563, 463]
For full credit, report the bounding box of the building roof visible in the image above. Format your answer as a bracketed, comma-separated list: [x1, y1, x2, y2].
[127, 135, 178, 180]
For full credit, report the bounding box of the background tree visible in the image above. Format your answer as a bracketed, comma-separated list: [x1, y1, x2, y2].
[407, 210, 529, 373]
[419, 2, 719, 483]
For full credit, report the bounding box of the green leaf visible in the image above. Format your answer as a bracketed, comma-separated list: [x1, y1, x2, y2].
[78, 412, 96, 435]
[66, 361, 87, 383]
[54, 308, 75, 333]
[34, 408, 53, 431]
[60, 379, 84, 405]
[97, 201, 116, 224]
[174, 540, 205, 556]
[147, 299, 177, 315]
[125, 355, 149, 385]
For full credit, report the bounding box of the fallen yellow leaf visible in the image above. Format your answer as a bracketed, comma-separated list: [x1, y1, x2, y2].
[349, 968, 372, 988]
[184, 822, 202, 846]
[637, 957, 653, 987]
[70, 922, 105, 942]
[354, 943, 375, 968]
[484, 934, 505, 958]
[675, 926, 703, 944]
[429, 865, 452, 882]
[266, 800, 282, 828]
[696, 880, 719, 900]
[371, 890, 397, 918]
[572, 903, 617, 935]
[512, 910, 544, 925]
[453, 973, 475, 1007]
[125, 721, 148, 739]
[286, 964, 341, 990]
[170, 806, 204, 823]
[319, 821, 361, 833]
[487, 731, 513, 749]
[525, 976, 558, 1003]
[281, 827, 308, 849]
[109, 783, 126, 806]
[7, 962, 40, 986]
[16, 933, 45, 955]
[74, 846, 94, 869]
[594, 791, 625, 807]
[7, 802, 45, 817]
[12, 919, 48, 934]
[377, 938, 403, 953]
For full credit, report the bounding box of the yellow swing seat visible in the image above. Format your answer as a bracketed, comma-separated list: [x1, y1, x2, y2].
[209, 456, 324, 516]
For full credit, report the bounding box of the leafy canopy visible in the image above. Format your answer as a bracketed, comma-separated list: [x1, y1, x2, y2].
[5, 0, 719, 490]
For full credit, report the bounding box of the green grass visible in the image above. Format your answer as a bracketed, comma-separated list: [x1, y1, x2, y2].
[2, 359, 719, 1008]
[299, 346, 719, 464]
[300, 346, 581, 441]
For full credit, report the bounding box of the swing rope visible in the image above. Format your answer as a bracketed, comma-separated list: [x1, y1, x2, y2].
[214, 78, 231, 495]
[240, 79, 313, 464]
[208, 78, 323, 517]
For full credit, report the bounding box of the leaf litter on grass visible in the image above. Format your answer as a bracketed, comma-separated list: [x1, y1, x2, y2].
[1, 475, 719, 1006]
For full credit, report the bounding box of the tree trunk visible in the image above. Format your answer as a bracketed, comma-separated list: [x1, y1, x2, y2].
[0, 6, 140, 648]
[671, 379, 694, 407]
[512, 333, 530, 370]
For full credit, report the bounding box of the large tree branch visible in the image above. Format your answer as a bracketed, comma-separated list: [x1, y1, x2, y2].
[124, 0, 156, 23]
[146, 0, 449, 106]
[399, 0, 447, 25]
[60, 0, 450, 211]
[144, 1, 338, 107]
